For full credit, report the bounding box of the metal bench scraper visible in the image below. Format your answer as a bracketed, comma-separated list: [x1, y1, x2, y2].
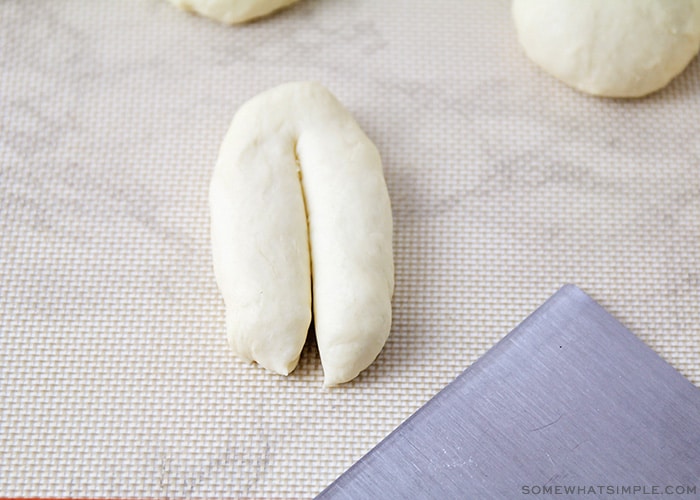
[316, 285, 700, 499]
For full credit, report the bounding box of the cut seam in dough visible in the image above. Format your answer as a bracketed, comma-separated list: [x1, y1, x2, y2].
[210, 81, 394, 386]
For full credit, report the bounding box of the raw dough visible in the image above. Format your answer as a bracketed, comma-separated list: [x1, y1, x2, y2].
[168, 0, 299, 24]
[210, 82, 394, 386]
[512, 0, 700, 97]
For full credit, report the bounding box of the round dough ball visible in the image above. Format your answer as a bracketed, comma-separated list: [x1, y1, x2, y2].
[168, 0, 299, 24]
[512, 0, 700, 97]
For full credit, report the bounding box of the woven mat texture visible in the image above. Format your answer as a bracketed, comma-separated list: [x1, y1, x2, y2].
[2, 0, 699, 497]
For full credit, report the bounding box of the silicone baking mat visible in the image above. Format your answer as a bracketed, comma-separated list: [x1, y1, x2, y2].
[2, 0, 699, 497]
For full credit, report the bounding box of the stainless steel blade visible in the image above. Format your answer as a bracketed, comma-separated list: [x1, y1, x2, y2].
[317, 285, 700, 499]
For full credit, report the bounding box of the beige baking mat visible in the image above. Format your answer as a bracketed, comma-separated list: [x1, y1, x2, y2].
[2, 0, 699, 497]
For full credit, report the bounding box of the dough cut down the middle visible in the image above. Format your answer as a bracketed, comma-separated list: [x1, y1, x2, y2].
[210, 82, 394, 386]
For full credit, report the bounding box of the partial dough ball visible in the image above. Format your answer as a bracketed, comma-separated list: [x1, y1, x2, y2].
[512, 0, 700, 97]
[168, 0, 299, 24]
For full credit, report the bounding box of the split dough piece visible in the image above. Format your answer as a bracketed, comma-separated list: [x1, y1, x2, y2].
[512, 0, 700, 97]
[210, 82, 394, 386]
[168, 0, 299, 24]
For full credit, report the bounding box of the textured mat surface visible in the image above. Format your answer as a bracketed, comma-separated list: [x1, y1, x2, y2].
[2, 0, 699, 497]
